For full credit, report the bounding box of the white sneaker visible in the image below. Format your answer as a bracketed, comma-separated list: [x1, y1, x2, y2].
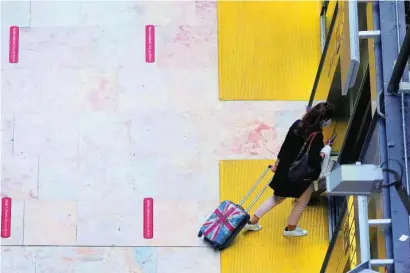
[282, 226, 308, 237]
[244, 223, 262, 231]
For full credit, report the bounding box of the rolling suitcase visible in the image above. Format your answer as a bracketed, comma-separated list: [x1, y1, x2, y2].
[198, 165, 273, 250]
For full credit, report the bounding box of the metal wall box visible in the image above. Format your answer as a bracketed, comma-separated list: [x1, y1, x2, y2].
[326, 164, 384, 196]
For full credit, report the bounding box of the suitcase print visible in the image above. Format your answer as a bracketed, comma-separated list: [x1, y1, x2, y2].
[198, 165, 273, 250]
[198, 201, 249, 250]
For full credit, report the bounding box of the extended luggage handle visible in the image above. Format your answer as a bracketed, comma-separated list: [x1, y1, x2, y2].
[238, 165, 273, 213]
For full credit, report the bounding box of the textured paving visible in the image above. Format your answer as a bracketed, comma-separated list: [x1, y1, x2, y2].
[217, 1, 322, 101]
[220, 160, 329, 273]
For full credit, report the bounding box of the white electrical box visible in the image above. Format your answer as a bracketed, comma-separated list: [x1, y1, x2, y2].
[326, 164, 384, 196]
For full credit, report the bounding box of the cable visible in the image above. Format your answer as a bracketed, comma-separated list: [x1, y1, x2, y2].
[380, 159, 404, 187]
[379, 159, 410, 217]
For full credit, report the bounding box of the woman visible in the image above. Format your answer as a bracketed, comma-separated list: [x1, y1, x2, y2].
[244, 102, 335, 237]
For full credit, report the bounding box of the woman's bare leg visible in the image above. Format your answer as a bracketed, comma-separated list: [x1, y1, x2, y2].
[245, 195, 285, 231]
[283, 184, 313, 236]
[251, 195, 285, 223]
[249, 215, 260, 225]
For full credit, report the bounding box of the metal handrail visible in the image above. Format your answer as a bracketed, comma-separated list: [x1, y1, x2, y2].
[308, 1, 339, 108]
[321, 0, 330, 16]
[320, 199, 348, 273]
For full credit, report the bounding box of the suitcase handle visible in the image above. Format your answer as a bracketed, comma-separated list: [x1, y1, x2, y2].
[238, 165, 273, 213]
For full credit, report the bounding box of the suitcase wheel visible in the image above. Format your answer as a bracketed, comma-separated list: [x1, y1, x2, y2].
[198, 231, 203, 237]
[212, 242, 220, 250]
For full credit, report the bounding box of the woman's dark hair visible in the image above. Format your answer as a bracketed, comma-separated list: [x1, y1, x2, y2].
[296, 102, 335, 136]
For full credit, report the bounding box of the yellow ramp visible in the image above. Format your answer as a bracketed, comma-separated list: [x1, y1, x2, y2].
[220, 160, 329, 273]
[218, 1, 322, 101]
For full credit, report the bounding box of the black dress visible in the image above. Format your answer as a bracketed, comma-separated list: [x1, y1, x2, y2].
[269, 120, 324, 198]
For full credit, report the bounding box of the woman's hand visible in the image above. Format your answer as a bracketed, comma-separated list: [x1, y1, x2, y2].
[271, 159, 280, 172]
[270, 164, 277, 172]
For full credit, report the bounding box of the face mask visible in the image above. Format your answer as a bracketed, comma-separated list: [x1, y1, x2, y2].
[321, 119, 331, 128]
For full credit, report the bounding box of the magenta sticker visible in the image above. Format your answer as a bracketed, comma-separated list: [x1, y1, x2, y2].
[143, 198, 153, 239]
[1, 197, 12, 238]
[145, 25, 155, 63]
[9, 26, 19, 63]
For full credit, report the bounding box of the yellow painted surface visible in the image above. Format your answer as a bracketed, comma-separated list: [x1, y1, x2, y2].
[325, 198, 357, 272]
[322, 198, 356, 272]
[325, 0, 338, 33]
[312, 0, 343, 102]
[331, 119, 349, 154]
[347, 197, 357, 269]
[220, 160, 329, 273]
[366, 2, 378, 115]
[322, 121, 337, 145]
[320, 118, 348, 155]
[218, 1, 322, 101]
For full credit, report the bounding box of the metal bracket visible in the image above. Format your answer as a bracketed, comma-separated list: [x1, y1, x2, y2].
[359, 30, 381, 39]
[377, 90, 386, 119]
[370, 259, 394, 267]
[399, 82, 410, 94]
[320, 14, 326, 52]
[347, 261, 374, 273]
[368, 218, 392, 226]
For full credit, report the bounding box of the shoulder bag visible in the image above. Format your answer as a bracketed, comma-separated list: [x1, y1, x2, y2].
[288, 132, 319, 182]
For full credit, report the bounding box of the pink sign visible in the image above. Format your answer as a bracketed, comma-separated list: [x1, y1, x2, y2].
[143, 198, 153, 239]
[145, 25, 155, 63]
[1, 197, 12, 238]
[9, 26, 19, 63]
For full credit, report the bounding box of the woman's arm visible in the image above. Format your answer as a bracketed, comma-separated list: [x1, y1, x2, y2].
[308, 132, 325, 177]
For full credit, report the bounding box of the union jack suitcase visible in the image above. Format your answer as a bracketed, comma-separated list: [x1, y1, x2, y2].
[198, 165, 273, 250]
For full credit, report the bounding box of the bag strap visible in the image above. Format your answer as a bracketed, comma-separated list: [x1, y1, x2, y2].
[306, 132, 319, 152]
[295, 132, 319, 160]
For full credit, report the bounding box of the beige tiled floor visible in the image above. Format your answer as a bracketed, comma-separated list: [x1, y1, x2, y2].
[1, 1, 308, 272]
